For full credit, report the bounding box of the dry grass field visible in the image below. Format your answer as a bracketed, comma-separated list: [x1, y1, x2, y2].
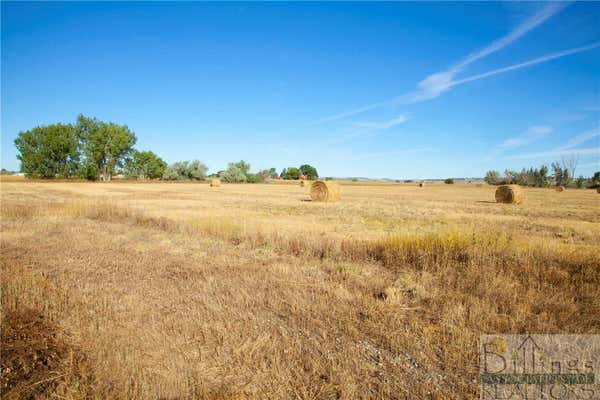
[1, 179, 599, 399]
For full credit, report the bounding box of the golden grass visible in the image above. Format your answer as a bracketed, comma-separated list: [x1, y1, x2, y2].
[1, 181, 599, 399]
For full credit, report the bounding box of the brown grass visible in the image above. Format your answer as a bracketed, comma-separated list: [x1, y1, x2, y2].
[1, 181, 599, 399]
[494, 184, 523, 204]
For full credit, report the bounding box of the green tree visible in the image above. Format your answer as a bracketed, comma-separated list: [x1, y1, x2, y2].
[484, 170, 500, 185]
[576, 175, 585, 189]
[504, 169, 519, 184]
[551, 162, 570, 186]
[538, 165, 549, 187]
[76, 115, 136, 181]
[257, 169, 273, 180]
[268, 167, 278, 179]
[246, 173, 264, 183]
[14, 123, 79, 178]
[219, 161, 251, 183]
[220, 164, 247, 183]
[444, 178, 454, 184]
[231, 160, 250, 175]
[123, 150, 166, 179]
[281, 167, 301, 180]
[299, 164, 319, 180]
[591, 171, 600, 187]
[163, 160, 208, 180]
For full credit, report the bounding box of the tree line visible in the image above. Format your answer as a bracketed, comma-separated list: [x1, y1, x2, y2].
[13, 116, 319, 183]
[484, 157, 600, 189]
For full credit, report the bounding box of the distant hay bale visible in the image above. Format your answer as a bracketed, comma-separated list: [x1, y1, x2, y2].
[555, 186, 565, 192]
[419, 182, 425, 187]
[597, 187, 600, 194]
[310, 180, 341, 202]
[210, 178, 221, 187]
[495, 185, 523, 204]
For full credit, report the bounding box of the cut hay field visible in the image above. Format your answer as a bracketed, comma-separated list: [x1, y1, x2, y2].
[1, 180, 599, 399]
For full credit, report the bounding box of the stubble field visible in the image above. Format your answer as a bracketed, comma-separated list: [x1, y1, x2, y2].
[1, 179, 599, 399]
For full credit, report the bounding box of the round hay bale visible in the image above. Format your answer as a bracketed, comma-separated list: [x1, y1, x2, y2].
[310, 180, 341, 202]
[210, 178, 221, 187]
[495, 185, 523, 204]
[419, 182, 425, 187]
[597, 187, 600, 193]
[555, 186, 565, 192]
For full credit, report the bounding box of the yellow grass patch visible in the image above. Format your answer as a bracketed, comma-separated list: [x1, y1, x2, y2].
[1, 181, 598, 398]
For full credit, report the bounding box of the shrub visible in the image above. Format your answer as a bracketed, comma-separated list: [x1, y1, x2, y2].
[163, 160, 207, 181]
[246, 173, 264, 183]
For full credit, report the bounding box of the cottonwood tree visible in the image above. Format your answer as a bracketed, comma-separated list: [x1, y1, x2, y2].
[299, 164, 319, 180]
[14, 123, 79, 178]
[76, 115, 136, 181]
[123, 150, 167, 179]
[281, 167, 301, 180]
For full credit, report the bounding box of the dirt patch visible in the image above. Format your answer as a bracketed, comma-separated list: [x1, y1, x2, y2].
[1, 308, 78, 399]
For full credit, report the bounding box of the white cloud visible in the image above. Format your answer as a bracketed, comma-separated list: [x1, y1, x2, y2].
[497, 126, 552, 151]
[326, 114, 410, 144]
[326, 128, 376, 144]
[508, 147, 599, 159]
[310, 101, 387, 125]
[555, 128, 600, 150]
[353, 114, 409, 130]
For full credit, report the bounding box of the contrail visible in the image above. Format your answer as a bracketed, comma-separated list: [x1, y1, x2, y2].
[451, 42, 600, 87]
[311, 3, 570, 124]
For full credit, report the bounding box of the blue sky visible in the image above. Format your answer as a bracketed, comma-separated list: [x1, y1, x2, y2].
[1, 1, 599, 179]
